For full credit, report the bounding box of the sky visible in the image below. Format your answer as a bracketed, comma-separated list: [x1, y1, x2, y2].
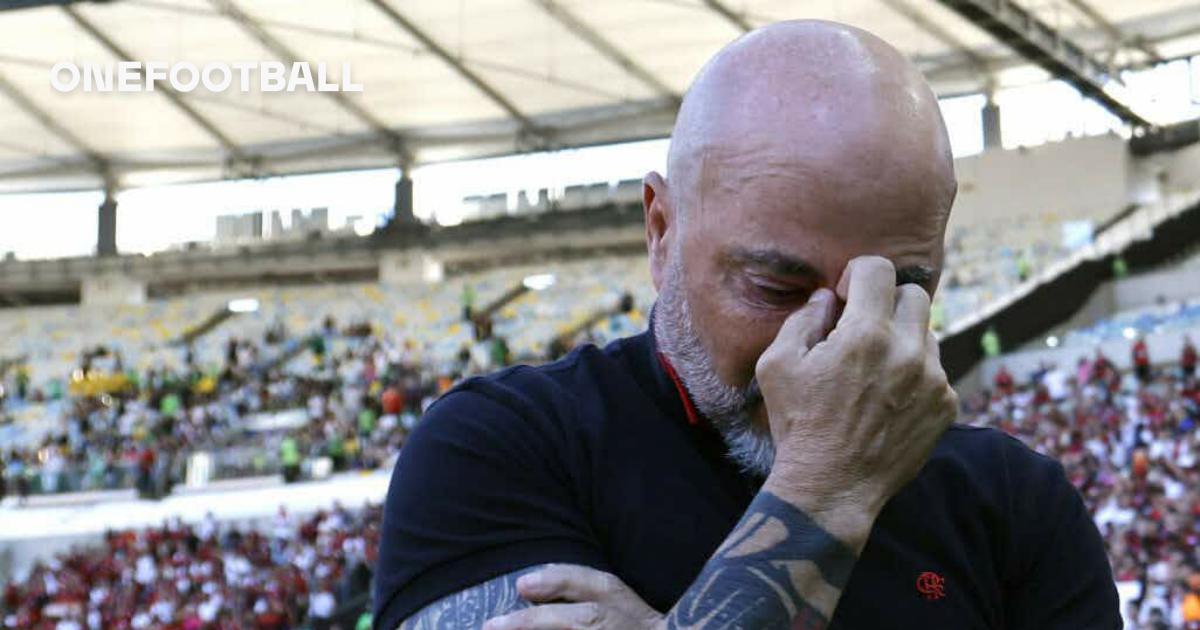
[1, 56, 1197, 261]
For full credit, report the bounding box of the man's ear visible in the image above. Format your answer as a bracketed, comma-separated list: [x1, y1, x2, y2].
[643, 171, 672, 291]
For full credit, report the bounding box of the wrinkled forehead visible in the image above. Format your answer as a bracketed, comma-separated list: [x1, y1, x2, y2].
[690, 142, 953, 245]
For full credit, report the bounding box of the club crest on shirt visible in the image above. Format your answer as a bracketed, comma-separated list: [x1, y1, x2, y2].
[916, 571, 946, 601]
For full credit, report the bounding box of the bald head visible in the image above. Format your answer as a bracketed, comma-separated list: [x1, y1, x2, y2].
[646, 21, 959, 477]
[666, 20, 955, 227]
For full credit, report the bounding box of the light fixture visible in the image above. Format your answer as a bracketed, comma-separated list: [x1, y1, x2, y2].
[228, 298, 260, 313]
[522, 274, 556, 291]
[1046, 336, 1059, 348]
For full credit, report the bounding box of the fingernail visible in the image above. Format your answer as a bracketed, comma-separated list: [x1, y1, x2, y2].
[810, 288, 832, 305]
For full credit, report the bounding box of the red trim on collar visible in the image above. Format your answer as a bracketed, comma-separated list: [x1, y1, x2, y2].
[657, 352, 701, 426]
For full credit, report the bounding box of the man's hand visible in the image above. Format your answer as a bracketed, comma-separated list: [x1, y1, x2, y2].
[755, 255, 958, 550]
[482, 565, 663, 630]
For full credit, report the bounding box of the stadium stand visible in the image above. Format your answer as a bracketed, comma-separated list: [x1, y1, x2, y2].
[1063, 300, 1200, 348]
[965, 345, 1200, 628]
[1, 172, 1198, 629]
[0, 254, 654, 500]
[0, 192, 1197, 627]
[0, 0, 1198, 616]
[1, 500, 381, 630]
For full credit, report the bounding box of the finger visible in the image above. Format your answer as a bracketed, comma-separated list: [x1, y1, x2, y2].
[836, 256, 896, 326]
[518, 565, 617, 604]
[924, 337, 957, 427]
[771, 288, 837, 356]
[484, 603, 604, 630]
[925, 331, 944, 371]
[892, 284, 932, 333]
[926, 331, 942, 365]
[890, 286, 932, 368]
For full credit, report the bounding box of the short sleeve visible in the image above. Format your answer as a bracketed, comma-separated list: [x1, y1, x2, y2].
[1004, 454, 1122, 629]
[372, 384, 607, 630]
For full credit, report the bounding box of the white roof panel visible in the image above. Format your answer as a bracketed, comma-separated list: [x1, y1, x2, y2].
[0, 0, 1194, 192]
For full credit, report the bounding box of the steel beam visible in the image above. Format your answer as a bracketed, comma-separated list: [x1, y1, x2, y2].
[129, 0, 628, 100]
[879, 0, 990, 74]
[702, 0, 753, 33]
[1063, 0, 1162, 64]
[935, 0, 1151, 128]
[0, 71, 109, 175]
[210, 0, 413, 165]
[365, 0, 544, 146]
[530, 0, 680, 105]
[0, 0, 100, 11]
[61, 4, 261, 170]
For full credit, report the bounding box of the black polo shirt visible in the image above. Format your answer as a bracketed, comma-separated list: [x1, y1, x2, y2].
[374, 328, 1120, 629]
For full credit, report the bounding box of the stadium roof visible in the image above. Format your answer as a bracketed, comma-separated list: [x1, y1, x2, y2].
[1, 0, 1198, 193]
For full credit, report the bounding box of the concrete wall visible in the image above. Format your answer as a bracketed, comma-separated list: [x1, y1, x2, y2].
[379, 250, 445, 285]
[1128, 141, 1200, 209]
[978, 323, 1198, 387]
[949, 134, 1130, 229]
[1112, 265, 1200, 310]
[1155, 142, 1200, 195]
[949, 254, 1200, 390]
[968, 264, 1200, 387]
[80, 272, 146, 306]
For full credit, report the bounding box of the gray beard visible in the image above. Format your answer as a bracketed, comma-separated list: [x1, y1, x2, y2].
[652, 256, 773, 478]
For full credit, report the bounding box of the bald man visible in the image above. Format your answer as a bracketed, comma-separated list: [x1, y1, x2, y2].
[374, 21, 1120, 630]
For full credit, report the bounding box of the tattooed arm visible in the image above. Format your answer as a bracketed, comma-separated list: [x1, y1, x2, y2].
[661, 489, 861, 630]
[396, 566, 541, 630]
[395, 488, 863, 630]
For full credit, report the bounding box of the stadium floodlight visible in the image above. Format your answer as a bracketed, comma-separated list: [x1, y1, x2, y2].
[523, 274, 556, 291]
[228, 298, 260, 313]
[1046, 336, 1060, 348]
[1122, 327, 1138, 340]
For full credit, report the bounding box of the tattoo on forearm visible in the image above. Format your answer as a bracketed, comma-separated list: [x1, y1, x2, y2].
[665, 491, 857, 630]
[397, 565, 546, 630]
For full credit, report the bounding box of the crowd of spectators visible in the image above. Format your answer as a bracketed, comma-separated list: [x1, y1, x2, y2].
[9, 284, 1200, 628]
[0, 317, 468, 502]
[966, 337, 1200, 629]
[0, 502, 380, 630]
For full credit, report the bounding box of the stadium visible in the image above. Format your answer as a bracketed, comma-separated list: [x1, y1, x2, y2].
[0, 0, 1199, 628]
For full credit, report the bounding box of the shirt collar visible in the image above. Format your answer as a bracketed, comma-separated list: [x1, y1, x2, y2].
[656, 352, 701, 427]
[635, 307, 704, 429]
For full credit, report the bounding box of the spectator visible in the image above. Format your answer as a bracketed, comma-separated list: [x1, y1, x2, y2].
[3, 502, 381, 630]
[1183, 335, 1197, 379]
[461, 283, 476, 321]
[965, 349, 1200, 627]
[308, 583, 336, 630]
[280, 436, 301, 483]
[994, 364, 1014, 396]
[1017, 250, 1032, 282]
[380, 386, 403, 417]
[1134, 337, 1153, 384]
[1113, 255, 1129, 279]
[1184, 574, 1200, 629]
[981, 325, 1001, 358]
[136, 444, 156, 499]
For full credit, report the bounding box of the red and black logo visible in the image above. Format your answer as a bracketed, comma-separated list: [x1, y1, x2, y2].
[916, 571, 946, 601]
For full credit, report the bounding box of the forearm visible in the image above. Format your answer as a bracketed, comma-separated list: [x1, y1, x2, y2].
[662, 486, 868, 630]
[398, 566, 542, 630]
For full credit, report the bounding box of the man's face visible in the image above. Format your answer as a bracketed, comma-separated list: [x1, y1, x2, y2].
[650, 149, 951, 474]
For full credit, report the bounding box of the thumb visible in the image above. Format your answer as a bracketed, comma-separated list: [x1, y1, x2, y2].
[762, 289, 837, 365]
